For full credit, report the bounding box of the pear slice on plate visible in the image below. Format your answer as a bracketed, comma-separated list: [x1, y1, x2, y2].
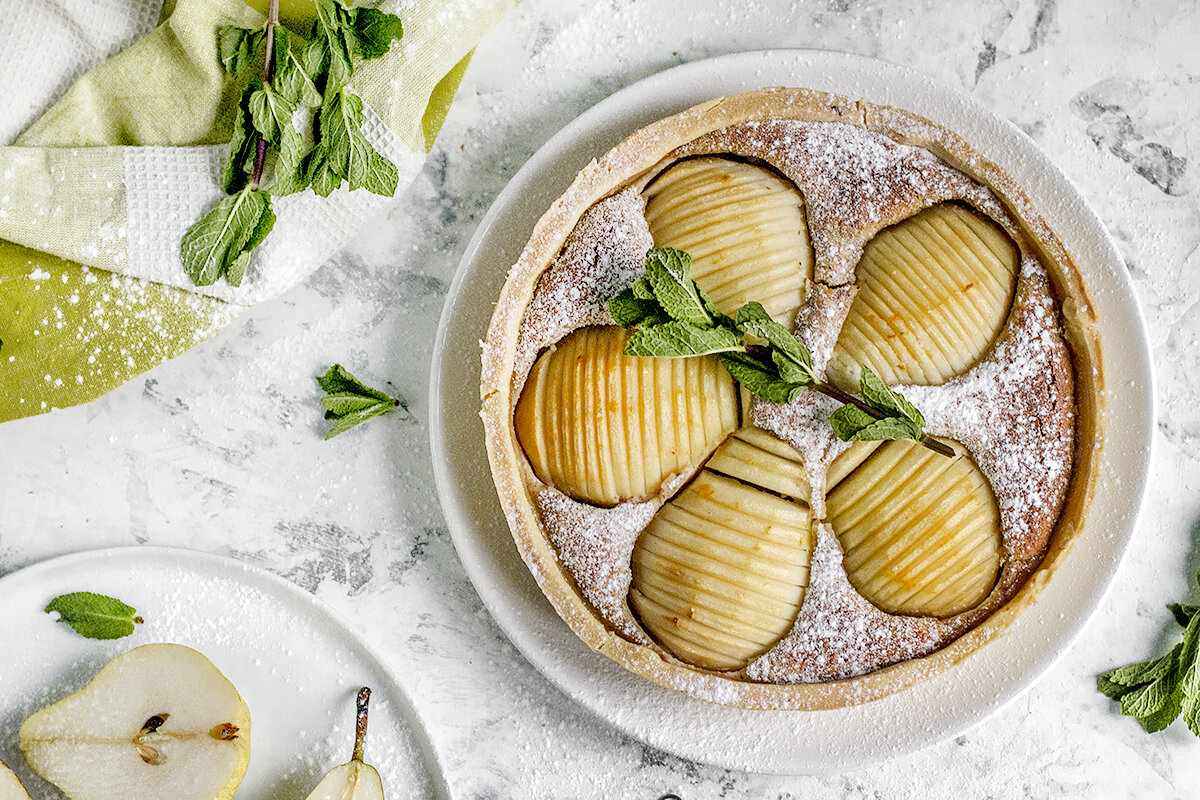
[630, 469, 812, 671]
[0, 761, 30, 800]
[19, 643, 251, 800]
[828, 202, 1019, 387]
[304, 688, 384, 800]
[827, 439, 1002, 617]
[645, 156, 812, 326]
[515, 325, 739, 506]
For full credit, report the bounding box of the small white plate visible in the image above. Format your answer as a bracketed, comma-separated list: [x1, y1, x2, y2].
[0, 547, 447, 799]
[430, 50, 1154, 774]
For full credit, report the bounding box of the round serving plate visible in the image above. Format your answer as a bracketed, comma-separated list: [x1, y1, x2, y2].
[429, 49, 1154, 774]
[0, 547, 448, 799]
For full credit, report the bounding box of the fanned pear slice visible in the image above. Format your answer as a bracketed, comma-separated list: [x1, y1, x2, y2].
[827, 439, 1002, 617]
[630, 470, 812, 671]
[20, 643, 251, 800]
[644, 157, 812, 325]
[828, 202, 1019, 387]
[514, 326, 739, 506]
[705, 426, 811, 502]
[0, 762, 30, 800]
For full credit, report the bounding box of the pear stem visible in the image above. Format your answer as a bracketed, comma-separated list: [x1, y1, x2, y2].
[353, 687, 371, 763]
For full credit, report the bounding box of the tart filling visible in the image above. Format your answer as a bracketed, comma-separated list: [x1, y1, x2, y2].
[482, 88, 1102, 709]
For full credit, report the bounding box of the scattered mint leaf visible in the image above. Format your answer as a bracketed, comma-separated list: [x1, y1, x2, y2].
[316, 364, 408, 439]
[180, 186, 275, 287]
[1099, 571, 1200, 736]
[45, 592, 143, 640]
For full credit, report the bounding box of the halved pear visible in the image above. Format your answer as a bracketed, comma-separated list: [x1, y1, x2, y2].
[827, 439, 1002, 617]
[514, 325, 739, 506]
[828, 202, 1019, 387]
[630, 469, 812, 671]
[644, 156, 812, 325]
[304, 688, 383, 800]
[0, 761, 30, 800]
[20, 643, 250, 800]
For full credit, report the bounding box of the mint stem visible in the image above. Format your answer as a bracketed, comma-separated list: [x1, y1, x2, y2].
[250, 0, 280, 187]
[817, 380, 955, 458]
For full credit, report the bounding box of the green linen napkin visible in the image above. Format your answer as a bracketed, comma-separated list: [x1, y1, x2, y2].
[0, 0, 512, 422]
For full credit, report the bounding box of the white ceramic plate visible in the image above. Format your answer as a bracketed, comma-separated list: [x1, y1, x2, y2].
[0, 547, 447, 799]
[429, 50, 1154, 774]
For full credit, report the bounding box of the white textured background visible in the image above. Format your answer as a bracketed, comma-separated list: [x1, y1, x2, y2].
[2, 0, 1199, 797]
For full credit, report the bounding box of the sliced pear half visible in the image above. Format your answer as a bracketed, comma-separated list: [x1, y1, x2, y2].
[827, 439, 1002, 618]
[630, 469, 812, 671]
[20, 643, 251, 800]
[515, 325, 739, 506]
[0, 761, 30, 800]
[644, 156, 812, 326]
[828, 202, 1019, 387]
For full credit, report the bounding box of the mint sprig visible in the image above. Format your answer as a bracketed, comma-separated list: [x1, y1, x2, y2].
[45, 592, 143, 640]
[182, 0, 404, 287]
[609, 247, 954, 457]
[1099, 571, 1200, 735]
[316, 364, 409, 439]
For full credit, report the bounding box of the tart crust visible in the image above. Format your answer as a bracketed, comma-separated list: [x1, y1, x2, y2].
[479, 87, 1103, 710]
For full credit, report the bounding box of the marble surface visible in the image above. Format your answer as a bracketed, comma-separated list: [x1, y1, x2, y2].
[2, 0, 1199, 797]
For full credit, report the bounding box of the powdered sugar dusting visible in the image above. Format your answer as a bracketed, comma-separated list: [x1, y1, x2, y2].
[537, 489, 656, 644]
[745, 525, 943, 682]
[512, 188, 653, 391]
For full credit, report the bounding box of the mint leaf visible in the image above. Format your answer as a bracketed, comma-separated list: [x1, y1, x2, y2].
[222, 90, 258, 193]
[630, 277, 655, 300]
[315, 0, 356, 92]
[624, 321, 742, 358]
[1171, 603, 1200, 627]
[249, 83, 296, 146]
[609, 288, 668, 328]
[859, 365, 925, 427]
[316, 364, 408, 439]
[644, 247, 715, 327]
[348, 6, 404, 60]
[1100, 586, 1200, 736]
[217, 25, 265, 77]
[735, 302, 816, 386]
[180, 186, 275, 287]
[45, 592, 143, 640]
[272, 28, 322, 108]
[718, 352, 801, 405]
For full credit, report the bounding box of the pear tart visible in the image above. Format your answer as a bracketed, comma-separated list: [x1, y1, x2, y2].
[480, 88, 1103, 709]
